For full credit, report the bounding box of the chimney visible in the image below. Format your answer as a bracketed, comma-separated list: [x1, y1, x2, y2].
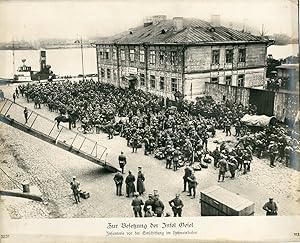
[173, 17, 184, 32]
[153, 15, 167, 24]
[143, 16, 153, 27]
[211, 14, 220, 27]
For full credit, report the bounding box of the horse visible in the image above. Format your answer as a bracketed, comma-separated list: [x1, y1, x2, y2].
[54, 115, 77, 129]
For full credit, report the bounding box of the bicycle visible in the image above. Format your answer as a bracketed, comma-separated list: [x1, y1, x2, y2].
[77, 124, 95, 134]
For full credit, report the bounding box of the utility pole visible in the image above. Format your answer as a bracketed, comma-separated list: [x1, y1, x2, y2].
[75, 36, 85, 81]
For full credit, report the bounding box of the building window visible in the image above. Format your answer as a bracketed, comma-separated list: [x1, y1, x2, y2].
[140, 73, 145, 86]
[171, 51, 177, 65]
[113, 49, 117, 60]
[130, 49, 135, 62]
[225, 75, 232, 85]
[140, 50, 145, 63]
[150, 50, 156, 64]
[211, 77, 219, 83]
[113, 70, 117, 81]
[171, 78, 177, 92]
[160, 77, 165, 90]
[100, 68, 105, 78]
[99, 49, 103, 59]
[212, 50, 220, 64]
[159, 51, 165, 65]
[107, 69, 111, 79]
[105, 49, 110, 59]
[238, 74, 245, 86]
[120, 50, 125, 61]
[238, 48, 246, 62]
[225, 49, 233, 63]
[150, 75, 156, 88]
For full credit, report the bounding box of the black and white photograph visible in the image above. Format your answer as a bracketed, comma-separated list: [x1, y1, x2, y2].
[0, 0, 299, 242]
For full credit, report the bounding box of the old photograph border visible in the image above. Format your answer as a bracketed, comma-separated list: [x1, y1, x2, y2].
[0, 0, 299, 242]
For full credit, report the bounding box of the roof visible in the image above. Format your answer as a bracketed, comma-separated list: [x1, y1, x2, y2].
[201, 185, 254, 211]
[276, 64, 299, 70]
[97, 18, 270, 45]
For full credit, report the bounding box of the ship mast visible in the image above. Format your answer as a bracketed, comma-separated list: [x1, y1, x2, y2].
[12, 39, 15, 77]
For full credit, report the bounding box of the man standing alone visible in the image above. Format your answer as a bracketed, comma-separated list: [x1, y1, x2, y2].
[182, 165, 192, 192]
[125, 171, 136, 197]
[187, 172, 197, 199]
[113, 171, 123, 196]
[131, 192, 144, 217]
[263, 198, 278, 216]
[169, 194, 184, 217]
[118, 151, 127, 174]
[24, 107, 29, 123]
[70, 176, 80, 204]
[217, 158, 227, 182]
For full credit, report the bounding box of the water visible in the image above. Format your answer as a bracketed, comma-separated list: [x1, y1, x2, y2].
[267, 44, 299, 59]
[0, 44, 298, 79]
[0, 48, 97, 79]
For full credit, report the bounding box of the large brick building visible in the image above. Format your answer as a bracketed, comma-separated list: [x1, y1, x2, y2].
[96, 15, 273, 100]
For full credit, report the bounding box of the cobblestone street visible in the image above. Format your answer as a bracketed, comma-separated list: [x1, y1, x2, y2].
[0, 83, 299, 218]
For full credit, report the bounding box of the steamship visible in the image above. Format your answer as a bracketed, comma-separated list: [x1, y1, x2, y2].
[13, 50, 56, 82]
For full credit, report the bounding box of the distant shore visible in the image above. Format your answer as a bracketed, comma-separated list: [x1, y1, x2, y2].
[0, 45, 94, 51]
[0, 42, 297, 51]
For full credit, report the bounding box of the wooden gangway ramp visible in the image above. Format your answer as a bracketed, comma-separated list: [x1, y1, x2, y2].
[0, 98, 120, 173]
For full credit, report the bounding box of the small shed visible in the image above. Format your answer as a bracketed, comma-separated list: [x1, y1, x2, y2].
[200, 185, 255, 216]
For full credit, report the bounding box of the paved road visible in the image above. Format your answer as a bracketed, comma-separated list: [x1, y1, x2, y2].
[0, 83, 299, 218]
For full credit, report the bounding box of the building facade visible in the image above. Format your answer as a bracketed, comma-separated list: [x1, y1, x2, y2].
[96, 16, 272, 100]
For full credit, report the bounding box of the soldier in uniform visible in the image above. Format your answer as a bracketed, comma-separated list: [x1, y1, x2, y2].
[284, 142, 293, 167]
[187, 172, 198, 198]
[242, 149, 251, 174]
[70, 176, 80, 204]
[152, 194, 165, 217]
[235, 146, 244, 171]
[144, 205, 155, 217]
[143, 194, 155, 215]
[268, 141, 278, 167]
[165, 145, 173, 169]
[224, 117, 231, 136]
[24, 107, 29, 123]
[113, 171, 124, 196]
[169, 193, 184, 217]
[234, 119, 241, 137]
[217, 158, 227, 182]
[131, 192, 144, 217]
[143, 136, 149, 155]
[211, 146, 221, 168]
[136, 167, 145, 195]
[131, 133, 139, 153]
[125, 171, 135, 197]
[228, 156, 238, 179]
[202, 131, 209, 151]
[182, 165, 192, 192]
[263, 198, 278, 216]
[172, 147, 181, 171]
[15, 87, 19, 98]
[118, 151, 127, 174]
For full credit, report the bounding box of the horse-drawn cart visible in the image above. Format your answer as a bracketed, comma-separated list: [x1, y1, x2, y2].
[240, 114, 277, 132]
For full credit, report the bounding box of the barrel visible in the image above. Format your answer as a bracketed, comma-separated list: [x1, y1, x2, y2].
[22, 181, 30, 193]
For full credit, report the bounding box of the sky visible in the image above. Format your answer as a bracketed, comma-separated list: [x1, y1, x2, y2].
[0, 0, 298, 42]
